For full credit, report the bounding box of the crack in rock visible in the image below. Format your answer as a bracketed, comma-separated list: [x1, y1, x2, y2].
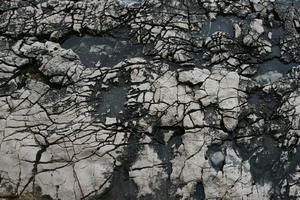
[0, 0, 300, 199]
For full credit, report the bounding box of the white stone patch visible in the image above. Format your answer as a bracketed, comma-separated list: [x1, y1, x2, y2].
[203, 147, 271, 199]
[234, 23, 242, 38]
[210, 151, 225, 166]
[195, 70, 241, 131]
[183, 110, 205, 128]
[250, 19, 264, 34]
[178, 68, 210, 85]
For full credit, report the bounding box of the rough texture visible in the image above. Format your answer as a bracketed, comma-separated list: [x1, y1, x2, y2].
[0, 0, 300, 200]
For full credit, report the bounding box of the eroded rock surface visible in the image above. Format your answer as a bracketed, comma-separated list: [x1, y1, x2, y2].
[0, 0, 300, 200]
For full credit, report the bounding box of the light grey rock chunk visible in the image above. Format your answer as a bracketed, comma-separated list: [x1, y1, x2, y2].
[234, 23, 242, 38]
[178, 68, 210, 85]
[183, 110, 205, 128]
[218, 71, 240, 131]
[250, 19, 264, 35]
[1, 0, 300, 199]
[203, 147, 271, 199]
[171, 127, 269, 199]
[195, 70, 241, 131]
[210, 151, 225, 167]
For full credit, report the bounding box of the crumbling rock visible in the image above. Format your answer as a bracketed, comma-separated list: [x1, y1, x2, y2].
[0, 0, 300, 200]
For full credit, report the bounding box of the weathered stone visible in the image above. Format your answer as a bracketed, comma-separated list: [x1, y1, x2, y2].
[0, 0, 300, 199]
[209, 151, 225, 168]
[178, 68, 210, 85]
[129, 145, 167, 198]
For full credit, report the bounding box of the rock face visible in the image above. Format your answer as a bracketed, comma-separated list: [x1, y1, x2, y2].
[0, 0, 300, 200]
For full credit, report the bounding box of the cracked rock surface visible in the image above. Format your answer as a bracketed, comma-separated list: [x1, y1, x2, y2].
[1, 0, 300, 199]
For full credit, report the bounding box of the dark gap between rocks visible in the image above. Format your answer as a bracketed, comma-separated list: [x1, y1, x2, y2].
[89, 132, 141, 200]
[254, 58, 299, 84]
[61, 28, 146, 68]
[149, 126, 185, 199]
[91, 86, 128, 119]
[206, 144, 225, 171]
[199, 16, 241, 38]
